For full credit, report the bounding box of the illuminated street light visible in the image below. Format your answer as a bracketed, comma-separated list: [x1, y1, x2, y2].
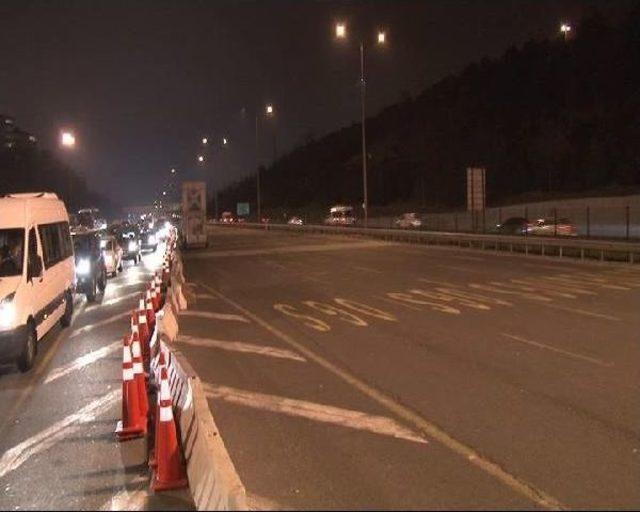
[265, 104, 274, 116]
[560, 23, 572, 40]
[331, 22, 389, 228]
[202, 137, 208, 145]
[222, 137, 228, 145]
[60, 131, 76, 148]
[197, 155, 204, 163]
[170, 168, 176, 174]
[162, 190, 167, 196]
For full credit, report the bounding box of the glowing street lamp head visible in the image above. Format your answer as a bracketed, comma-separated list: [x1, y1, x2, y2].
[202, 137, 208, 145]
[222, 137, 228, 145]
[560, 23, 572, 34]
[265, 104, 274, 115]
[197, 155, 204, 163]
[170, 168, 176, 174]
[336, 22, 346, 39]
[377, 31, 386, 44]
[60, 131, 76, 148]
[162, 191, 167, 196]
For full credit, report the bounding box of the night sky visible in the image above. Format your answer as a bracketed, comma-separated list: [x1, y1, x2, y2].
[0, 0, 622, 206]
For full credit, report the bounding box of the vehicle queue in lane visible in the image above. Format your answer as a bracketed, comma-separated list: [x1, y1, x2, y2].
[0, 191, 168, 373]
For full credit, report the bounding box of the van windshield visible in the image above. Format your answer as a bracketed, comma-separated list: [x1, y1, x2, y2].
[0, 228, 25, 277]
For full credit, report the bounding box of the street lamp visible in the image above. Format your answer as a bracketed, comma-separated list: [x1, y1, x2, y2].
[202, 137, 208, 145]
[197, 155, 204, 163]
[60, 131, 76, 148]
[334, 22, 386, 228]
[560, 23, 572, 40]
[170, 168, 176, 174]
[255, 103, 275, 222]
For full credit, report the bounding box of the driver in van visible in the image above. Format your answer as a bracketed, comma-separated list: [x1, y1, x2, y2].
[0, 237, 23, 275]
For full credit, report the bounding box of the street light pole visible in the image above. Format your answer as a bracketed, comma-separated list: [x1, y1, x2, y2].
[360, 41, 368, 228]
[255, 113, 261, 223]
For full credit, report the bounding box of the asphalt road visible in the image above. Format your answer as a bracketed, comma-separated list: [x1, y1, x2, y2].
[0, 246, 192, 511]
[176, 226, 640, 510]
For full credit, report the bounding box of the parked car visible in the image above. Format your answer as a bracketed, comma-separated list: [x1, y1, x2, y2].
[72, 231, 107, 302]
[324, 205, 356, 226]
[288, 216, 304, 226]
[395, 212, 422, 229]
[0, 192, 75, 372]
[100, 235, 123, 277]
[530, 218, 578, 237]
[494, 217, 532, 235]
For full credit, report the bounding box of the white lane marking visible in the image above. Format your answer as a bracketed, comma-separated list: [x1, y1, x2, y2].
[177, 335, 306, 362]
[199, 282, 565, 510]
[108, 280, 146, 293]
[195, 293, 217, 300]
[536, 302, 620, 321]
[44, 341, 121, 384]
[178, 310, 249, 323]
[86, 291, 140, 311]
[203, 384, 427, 444]
[187, 240, 392, 259]
[352, 265, 384, 274]
[501, 334, 613, 368]
[69, 311, 131, 339]
[0, 389, 119, 480]
[247, 493, 285, 511]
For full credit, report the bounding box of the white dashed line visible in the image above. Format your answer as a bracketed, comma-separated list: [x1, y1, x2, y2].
[178, 310, 250, 323]
[0, 390, 119, 479]
[203, 384, 427, 444]
[44, 341, 121, 384]
[501, 334, 613, 367]
[177, 335, 306, 362]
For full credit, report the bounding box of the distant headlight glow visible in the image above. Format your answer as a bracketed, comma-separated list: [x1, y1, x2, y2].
[76, 258, 91, 275]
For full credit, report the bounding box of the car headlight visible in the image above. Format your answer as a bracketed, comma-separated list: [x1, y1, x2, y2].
[128, 241, 138, 251]
[0, 293, 17, 331]
[148, 234, 156, 245]
[76, 258, 91, 275]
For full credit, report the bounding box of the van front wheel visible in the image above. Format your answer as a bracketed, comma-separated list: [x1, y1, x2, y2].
[17, 322, 37, 373]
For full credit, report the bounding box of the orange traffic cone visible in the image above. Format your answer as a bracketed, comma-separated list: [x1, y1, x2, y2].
[146, 295, 156, 331]
[116, 336, 146, 440]
[151, 368, 188, 491]
[130, 332, 149, 419]
[149, 352, 168, 468]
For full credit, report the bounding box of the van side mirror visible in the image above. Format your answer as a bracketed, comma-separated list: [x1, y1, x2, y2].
[28, 257, 43, 281]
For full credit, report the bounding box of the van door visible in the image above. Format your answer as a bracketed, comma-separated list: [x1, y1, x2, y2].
[26, 227, 48, 339]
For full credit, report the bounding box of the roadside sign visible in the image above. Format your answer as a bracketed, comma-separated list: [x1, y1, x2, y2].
[467, 167, 486, 211]
[182, 181, 207, 248]
[237, 202, 250, 216]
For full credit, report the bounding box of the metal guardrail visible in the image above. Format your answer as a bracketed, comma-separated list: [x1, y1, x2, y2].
[209, 222, 640, 264]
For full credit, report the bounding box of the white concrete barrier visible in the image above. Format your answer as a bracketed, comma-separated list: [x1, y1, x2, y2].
[159, 244, 247, 510]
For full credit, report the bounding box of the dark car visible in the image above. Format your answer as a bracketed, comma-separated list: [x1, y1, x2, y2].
[113, 223, 142, 264]
[494, 217, 532, 236]
[72, 232, 107, 302]
[140, 226, 158, 252]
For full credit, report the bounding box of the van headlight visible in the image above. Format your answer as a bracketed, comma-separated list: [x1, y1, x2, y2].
[148, 234, 156, 245]
[128, 241, 138, 251]
[76, 258, 91, 275]
[0, 293, 17, 331]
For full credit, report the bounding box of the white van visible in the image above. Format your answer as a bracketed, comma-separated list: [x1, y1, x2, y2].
[0, 193, 75, 372]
